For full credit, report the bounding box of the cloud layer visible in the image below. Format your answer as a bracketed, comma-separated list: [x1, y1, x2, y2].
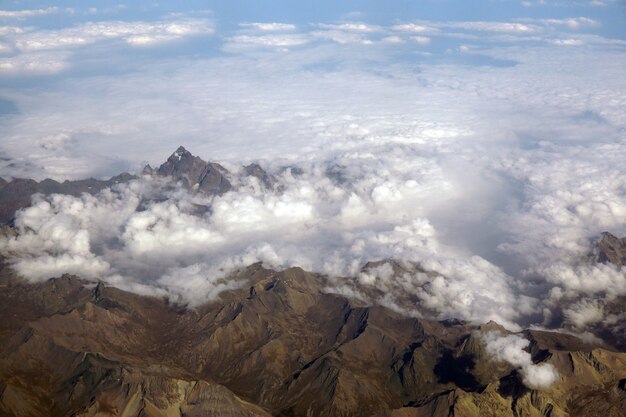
[0, 2, 625, 337]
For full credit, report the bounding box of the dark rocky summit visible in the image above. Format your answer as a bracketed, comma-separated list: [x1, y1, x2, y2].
[244, 163, 278, 190]
[0, 146, 277, 225]
[0, 173, 136, 225]
[156, 146, 232, 195]
[594, 232, 626, 267]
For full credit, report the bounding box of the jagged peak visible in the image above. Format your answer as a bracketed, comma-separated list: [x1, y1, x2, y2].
[170, 146, 194, 161]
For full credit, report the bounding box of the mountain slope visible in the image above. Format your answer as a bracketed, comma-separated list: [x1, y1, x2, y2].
[1, 261, 625, 417]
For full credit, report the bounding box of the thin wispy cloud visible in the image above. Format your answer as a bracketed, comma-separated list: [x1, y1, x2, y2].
[240, 22, 297, 31]
[0, 7, 69, 19]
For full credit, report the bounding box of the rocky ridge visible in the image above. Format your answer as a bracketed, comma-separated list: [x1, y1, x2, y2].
[0, 262, 625, 417]
[594, 232, 626, 267]
[0, 146, 276, 225]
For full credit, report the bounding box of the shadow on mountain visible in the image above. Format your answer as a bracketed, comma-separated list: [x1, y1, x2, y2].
[433, 349, 480, 392]
[497, 370, 529, 399]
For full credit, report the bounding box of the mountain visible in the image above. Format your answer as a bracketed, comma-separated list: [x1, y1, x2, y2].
[155, 146, 232, 195]
[0, 262, 625, 417]
[594, 232, 626, 267]
[0, 146, 276, 225]
[0, 173, 136, 225]
[0, 147, 625, 416]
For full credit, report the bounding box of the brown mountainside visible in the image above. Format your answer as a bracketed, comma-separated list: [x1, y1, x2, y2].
[1, 262, 625, 417]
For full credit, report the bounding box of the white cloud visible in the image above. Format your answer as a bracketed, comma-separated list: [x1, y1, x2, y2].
[381, 36, 404, 44]
[0, 27, 24, 36]
[0, 17, 215, 74]
[410, 36, 431, 45]
[0, 12, 625, 336]
[228, 34, 310, 48]
[310, 30, 372, 45]
[391, 23, 434, 33]
[482, 332, 559, 389]
[158, 263, 247, 305]
[0, 51, 69, 74]
[550, 38, 584, 45]
[535, 17, 600, 29]
[445, 21, 538, 33]
[13, 19, 215, 52]
[563, 299, 605, 328]
[240, 22, 297, 31]
[315, 22, 383, 33]
[542, 263, 626, 298]
[520, 0, 611, 7]
[0, 7, 67, 18]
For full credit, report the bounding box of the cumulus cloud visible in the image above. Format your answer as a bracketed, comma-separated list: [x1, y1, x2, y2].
[482, 332, 559, 389]
[0, 168, 526, 318]
[0, 158, 584, 331]
[562, 299, 605, 329]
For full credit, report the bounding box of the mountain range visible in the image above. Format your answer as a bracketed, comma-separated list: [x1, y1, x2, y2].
[0, 147, 624, 417]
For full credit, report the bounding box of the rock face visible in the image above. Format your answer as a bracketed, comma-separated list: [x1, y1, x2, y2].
[0, 146, 277, 225]
[1, 263, 625, 417]
[0, 173, 136, 225]
[244, 163, 278, 190]
[594, 232, 626, 267]
[156, 146, 232, 195]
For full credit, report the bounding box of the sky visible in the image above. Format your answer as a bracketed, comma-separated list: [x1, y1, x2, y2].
[0, 0, 625, 178]
[0, 0, 626, 354]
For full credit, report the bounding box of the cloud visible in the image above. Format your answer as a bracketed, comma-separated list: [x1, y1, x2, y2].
[36, 133, 74, 151]
[157, 263, 248, 305]
[310, 30, 373, 45]
[444, 21, 538, 33]
[542, 263, 626, 298]
[521, 0, 612, 7]
[410, 36, 431, 45]
[391, 23, 434, 33]
[550, 38, 584, 45]
[315, 23, 383, 33]
[0, 51, 70, 74]
[0, 7, 68, 18]
[228, 34, 310, 48]
[13, 19, 215, 51]
[532, 17, 600, 29]
[240, 22, 297, 31]
[562, 298, 605, 328]
[0, 173, 510, 321]
[0, 8, 625, 338]
[482, 331, 559, 389]
[0, 17, 215, 74]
